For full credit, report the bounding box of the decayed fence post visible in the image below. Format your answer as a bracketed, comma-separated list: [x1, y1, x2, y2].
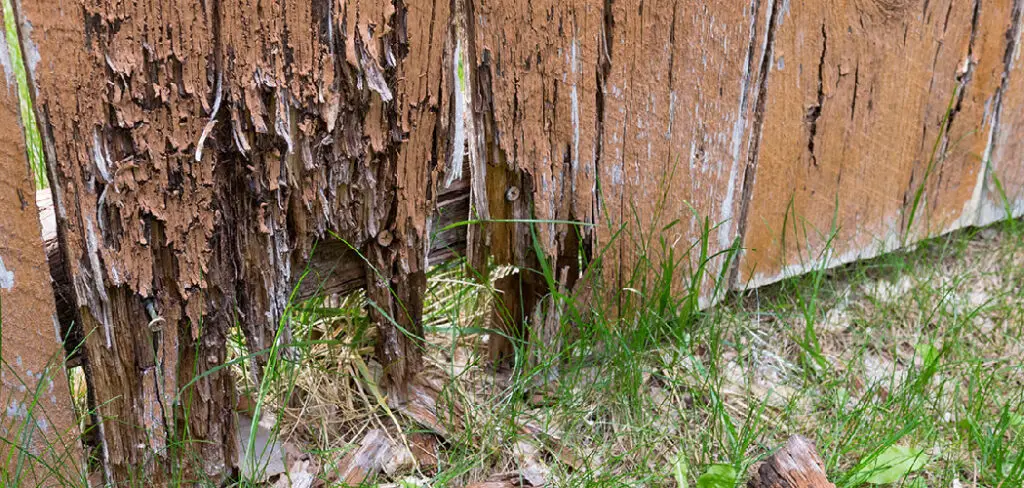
[0, 4, 82, 482]
[18, 0, 454, 483]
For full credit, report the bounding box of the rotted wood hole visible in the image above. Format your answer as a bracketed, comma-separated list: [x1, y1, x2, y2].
[0, 0, 1021, 483]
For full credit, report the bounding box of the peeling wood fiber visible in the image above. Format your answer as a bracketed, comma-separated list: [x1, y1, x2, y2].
[20, 0, 451, 483]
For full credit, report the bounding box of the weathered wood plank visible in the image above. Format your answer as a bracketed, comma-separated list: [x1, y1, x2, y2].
[598, 0, 775, 303]
[466, 0, 605, 358]
[737, 0, 1017, 288]
[0, 7, 81, 482]
[748, 436, 835, 488]
[467, 0, 777, 325]
[977, 3, 1024, 225]
[21, 0, 454, 482]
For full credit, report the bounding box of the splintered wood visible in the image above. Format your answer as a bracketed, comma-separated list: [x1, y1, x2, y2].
[748, 436, 835, 488]
[20, 0, 451, 483]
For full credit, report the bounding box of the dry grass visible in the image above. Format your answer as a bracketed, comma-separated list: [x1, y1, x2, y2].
[231, 219, 1024, 488]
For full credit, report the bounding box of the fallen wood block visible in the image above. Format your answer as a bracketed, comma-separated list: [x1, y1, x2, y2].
[407, 432, 439, 470]
[389, 372, 459, 438]
[333, 429, 394, 486]
[748, 436, 835, 488]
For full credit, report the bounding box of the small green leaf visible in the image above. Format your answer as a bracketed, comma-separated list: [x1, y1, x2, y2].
[915, 343, 939, 368]
[673, 452, 689, 488]
[906, 477, 928, 488]
[855, 445, 930, 485]
[697, 464, 738, 488]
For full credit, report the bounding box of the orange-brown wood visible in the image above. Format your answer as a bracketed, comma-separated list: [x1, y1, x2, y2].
[0, 7, 81, 482]
[738, 0, 1017, 287]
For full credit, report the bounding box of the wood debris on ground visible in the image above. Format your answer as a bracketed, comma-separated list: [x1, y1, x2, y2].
[747, 435, 835, 488]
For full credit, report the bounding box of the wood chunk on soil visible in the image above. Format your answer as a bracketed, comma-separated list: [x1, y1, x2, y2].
[408, 433, 439, 469]
[389, 372, 458, 437]
[334, 429, 394, 486]
[748, 435, 835, 488]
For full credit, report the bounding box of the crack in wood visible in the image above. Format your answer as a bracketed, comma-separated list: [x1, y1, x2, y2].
[806, 23, 827, 169]
[728, 0, 782, 289]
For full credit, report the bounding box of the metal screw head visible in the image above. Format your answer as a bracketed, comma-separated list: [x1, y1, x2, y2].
[377, 230, 394, 247]
[505, 186, 520, 202]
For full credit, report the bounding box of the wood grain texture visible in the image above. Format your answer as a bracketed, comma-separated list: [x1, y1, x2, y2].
[978, 1, 1024, 225]
[748, 436, 835, 488]
[0, 4, 81, 482]
[737, 0, 1019, 288]
[598, 0, 775, 303]
[466, 0, 776, 335]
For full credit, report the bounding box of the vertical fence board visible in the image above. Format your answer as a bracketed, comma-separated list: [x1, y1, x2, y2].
[22, 0, 452, 482]
[978, 2, 1024, 224]
[597, 0, 774, 301]
[0, 9, 81, 482]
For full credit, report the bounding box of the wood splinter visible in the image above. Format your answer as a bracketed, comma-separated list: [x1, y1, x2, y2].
[748, 435, 836, 488]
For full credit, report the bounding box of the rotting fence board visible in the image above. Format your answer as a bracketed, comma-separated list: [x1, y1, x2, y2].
[0, 14, 81, 485]
[468, 0, 776, 311]
[10, 0, 1024, 484]
[737, 0, 1017, 288]
[22, 0, 452, 483]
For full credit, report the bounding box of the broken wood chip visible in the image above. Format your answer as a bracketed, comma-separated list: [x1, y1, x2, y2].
[271, 458, 318, 488]
[408, 432, 439, 469]
[333, 429, 395, 486]
[389, 372, 460, 438]
[747, 435, 835, 488]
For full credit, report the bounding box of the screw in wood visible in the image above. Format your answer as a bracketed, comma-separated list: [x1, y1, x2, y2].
[505, 186, 520, 202]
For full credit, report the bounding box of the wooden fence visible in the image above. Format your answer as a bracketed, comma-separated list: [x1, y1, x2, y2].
[1, 0, 1022, 483]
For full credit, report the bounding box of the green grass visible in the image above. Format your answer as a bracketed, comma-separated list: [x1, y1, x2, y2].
[182, 209, 1021, 488]
[1, 0, 46, 189]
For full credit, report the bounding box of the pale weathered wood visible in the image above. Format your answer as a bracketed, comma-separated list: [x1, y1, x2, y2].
[748, 436, 835, 488]
[332, 429, 393, 486]
[977, 3, 1024, 225]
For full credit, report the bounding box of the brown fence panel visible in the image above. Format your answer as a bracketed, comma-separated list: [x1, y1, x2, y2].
[737, 0, 1020, 286]
[0, 7, 81, 482]
[979, 3, 1024, 226]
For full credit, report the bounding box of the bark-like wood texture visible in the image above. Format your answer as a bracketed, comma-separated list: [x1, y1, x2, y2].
[0, 7, 81, 483]
[11, 0, 1024, 484]
[748, 435, 835, 488]
[20, 0, 452, 482]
